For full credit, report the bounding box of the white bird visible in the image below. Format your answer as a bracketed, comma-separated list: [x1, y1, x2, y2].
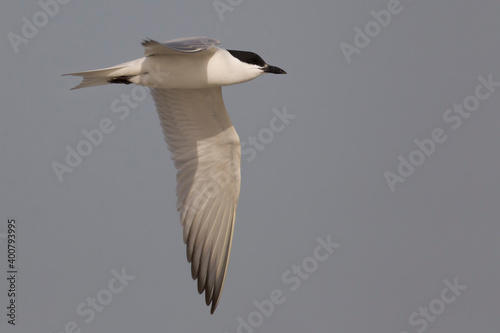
[63, 37, 286, 314]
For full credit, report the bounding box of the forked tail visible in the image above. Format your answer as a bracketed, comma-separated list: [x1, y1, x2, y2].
[63, 58, 144, 90]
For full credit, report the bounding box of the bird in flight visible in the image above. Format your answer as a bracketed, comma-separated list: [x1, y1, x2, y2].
[64, 37, 286, 314]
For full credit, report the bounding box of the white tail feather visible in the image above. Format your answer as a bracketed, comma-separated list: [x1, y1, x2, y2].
[63, 58, 144, 90]
[62, 66, 128, 90]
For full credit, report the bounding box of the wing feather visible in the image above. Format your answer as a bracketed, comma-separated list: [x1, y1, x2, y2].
[142, 37, 220, 56]
[150, 87, 240, 314]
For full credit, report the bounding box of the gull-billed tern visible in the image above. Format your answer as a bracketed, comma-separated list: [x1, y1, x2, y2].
[64, 37, 286, 314]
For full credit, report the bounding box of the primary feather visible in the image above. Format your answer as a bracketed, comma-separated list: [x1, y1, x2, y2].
[150, 87, 240, 313]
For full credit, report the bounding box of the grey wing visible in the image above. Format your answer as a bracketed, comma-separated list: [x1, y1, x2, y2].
[150, 87, 240, 314]
[142, 37, 221, 56]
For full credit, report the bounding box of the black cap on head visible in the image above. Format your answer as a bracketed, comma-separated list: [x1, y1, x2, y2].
[227, 50, 286, 74]
[227, 50, 267, 67]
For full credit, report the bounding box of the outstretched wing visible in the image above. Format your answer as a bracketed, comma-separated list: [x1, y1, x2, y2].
[150, 87, 240, 314]
[142, 37, 221, 56]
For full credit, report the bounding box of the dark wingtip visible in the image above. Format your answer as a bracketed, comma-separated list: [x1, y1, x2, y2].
[141, 38, 158, 47]
[210, 291, 222, 314]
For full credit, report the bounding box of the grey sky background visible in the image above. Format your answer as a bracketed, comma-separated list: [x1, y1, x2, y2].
[1, 0, 499, 332]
